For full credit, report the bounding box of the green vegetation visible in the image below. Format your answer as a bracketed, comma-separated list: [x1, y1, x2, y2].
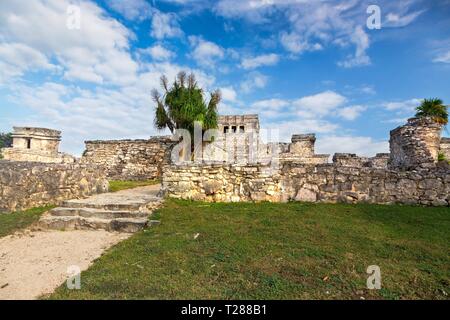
[415, 98, 448, 125]
[49, 200, 449, 300]
[437, 152, 450, 164]
[108, 180, 160, 193]
[152, 71, 220, 137]
[0, 206, 54, 237]
[0, 132, 12, 159]
[0, 132, 12, 149]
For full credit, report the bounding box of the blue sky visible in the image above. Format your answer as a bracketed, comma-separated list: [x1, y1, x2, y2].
[0, 0, 449, 156]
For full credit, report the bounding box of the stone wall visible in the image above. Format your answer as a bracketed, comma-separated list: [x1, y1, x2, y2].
[389, 117, 442, 169]
[440, 138, 450, 160]
[161, 161, 449, 206]
[0, 161, 108, 213]
[81, 137, 174, 180]
[332, 153, 389, 169]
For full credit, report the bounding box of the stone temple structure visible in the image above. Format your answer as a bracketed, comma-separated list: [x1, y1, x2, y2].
[203, 115, 330, 165]
[1, 114, 448, 213]
[1, 127, 75, 163]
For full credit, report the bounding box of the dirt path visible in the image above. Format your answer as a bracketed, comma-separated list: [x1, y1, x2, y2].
[0, 229, 130, 300]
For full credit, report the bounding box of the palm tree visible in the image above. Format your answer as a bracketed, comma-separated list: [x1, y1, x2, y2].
[415, 98, 448, 125]
[152, 71, 220, 137]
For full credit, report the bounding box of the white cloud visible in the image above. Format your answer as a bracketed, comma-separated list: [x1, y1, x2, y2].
[384, 10, 425, 28]
[0, 0, 137, 86]
[220, 86, 237, 102]
[189, 36, 224, 67]
[139, 44, 175, 61]
[294, 90, 347, 118]
[338, 26, 371, 68]
[0, 43, 58, 83]
[240, 72, 268, 93]
[250, 99, 290, 118]
[337, 105, 366, 121]
[6, 61, 217, 155]
[151, 10, 183, 39]
[106, 0, 152, 20]
[433, 51, 450, 64]
[267, 119, 340, 143]
[240, 53, 279, 69]
[214, 0, 423, 68]
[280, 32, 323, 55]
[316, 135, 389, 157]
[383, 98, 421, 113]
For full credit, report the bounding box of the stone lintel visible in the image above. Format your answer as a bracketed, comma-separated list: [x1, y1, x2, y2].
[291, 134, 316, 143]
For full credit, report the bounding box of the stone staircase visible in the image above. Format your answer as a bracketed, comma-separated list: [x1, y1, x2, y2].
[38, 185, 163, 233]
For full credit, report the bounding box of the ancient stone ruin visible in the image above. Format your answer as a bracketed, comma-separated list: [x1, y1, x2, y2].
[0, 115, 449, 213]
[389, 117, 443, 169]
[81, 137, 174, 180]
[1, 127, 75, 163]
[161, 116, 450, 206]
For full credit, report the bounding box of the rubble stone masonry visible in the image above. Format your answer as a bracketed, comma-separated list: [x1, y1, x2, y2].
[161, 162, 449, 206]
[0, 161, 108, 212]
[81, 137, 175, 180]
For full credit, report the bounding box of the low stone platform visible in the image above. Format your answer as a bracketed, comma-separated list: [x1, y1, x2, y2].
[38, 185, 163, 233]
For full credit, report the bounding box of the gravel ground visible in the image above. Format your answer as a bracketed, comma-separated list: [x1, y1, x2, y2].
[0, 229, 129, 300]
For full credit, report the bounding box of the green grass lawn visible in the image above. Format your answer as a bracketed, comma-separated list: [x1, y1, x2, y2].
[0, 206, 54, 237]
[108, 180, 160, 193]
[49, 200, 449, 300]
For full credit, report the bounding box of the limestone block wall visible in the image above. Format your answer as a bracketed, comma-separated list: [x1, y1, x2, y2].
[81, 137, 175, 180]
[162, 163, 284, 202]
[332, 153, 389, 169]
[284, 163, 449, 206]
[440, 138, 450, 160]
[389, 117, 442, 169]
[0, 161, 108, 213]
[1, 148, 76, 163]
[162, 162, 449, 206]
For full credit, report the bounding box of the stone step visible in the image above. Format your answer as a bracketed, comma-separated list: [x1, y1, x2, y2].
[60, 200, 150, 212]
[49, 207, 150, 219]
[37, 185, 164, 233]
[38, 215, 152, 233]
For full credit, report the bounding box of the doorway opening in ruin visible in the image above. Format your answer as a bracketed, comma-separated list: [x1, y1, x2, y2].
[26, 138, 31, 149]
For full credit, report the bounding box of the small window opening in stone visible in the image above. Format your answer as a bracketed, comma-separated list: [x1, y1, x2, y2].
[239, 126, 245, 133]
[223, 126, 229, 134]
[26, 138, 31, 149]
[232, 126, 237, 133]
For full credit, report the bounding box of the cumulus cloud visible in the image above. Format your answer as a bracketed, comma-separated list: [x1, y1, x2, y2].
[213, 0, 423, 67]
[383, 98, 421, 113]
[6, 61, 216, 155]
[139, 44, 176, 61]
[151, 10, 184, 39]
[337, 26, 371, 68]
[240, 72, 268, 93]
[294, 90, 347, 118]
[240, 53, 279, 69]
[336, 105, 366, 121]
[0, 43, 58, 83]
[220, 86, 237, 102]
[0, 0, 137, 86]
[106, 0, 152, 20]
[315, 135, 389, 157]
[188, 36, 224, 67]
